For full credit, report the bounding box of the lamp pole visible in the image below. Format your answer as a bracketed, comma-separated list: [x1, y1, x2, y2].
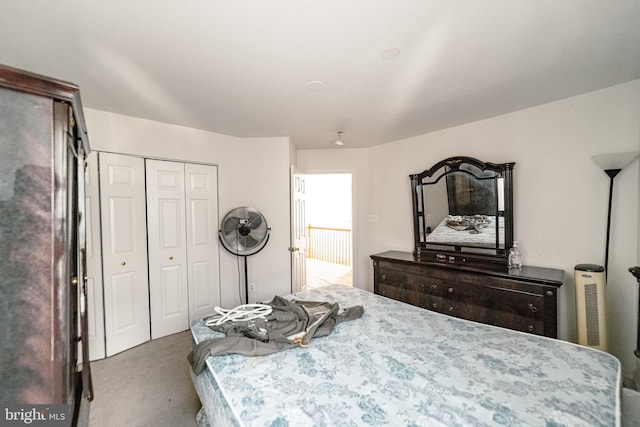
[603, 169, 621, 274]
[592, 152, 639, 274]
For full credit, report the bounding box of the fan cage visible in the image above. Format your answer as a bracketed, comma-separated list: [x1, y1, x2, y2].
[219, 207, 270, 257]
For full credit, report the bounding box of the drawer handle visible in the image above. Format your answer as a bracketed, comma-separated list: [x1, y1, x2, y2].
[448, 287, 454, 293]
[545, 290, 554, 296]
[121, 261, 127, 266]
[432, 303, 438, 309]
[430, 284, 438, 289]
[448, 306, 454, 312]
[528, 303, 538, 312]
[528, 325, 535, 332]
[381, 274, 386, 280]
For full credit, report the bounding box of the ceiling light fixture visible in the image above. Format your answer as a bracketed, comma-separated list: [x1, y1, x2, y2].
[307, 80, 325, 91]
[380, 47, 400, 60]
[334, 132, 344, 146]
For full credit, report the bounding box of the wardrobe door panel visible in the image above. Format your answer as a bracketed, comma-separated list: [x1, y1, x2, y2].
[99, 152, 150, 356]
[84, 154, 105, 360]
[185, 163, 220, 320]
[146, 159, 189, 339]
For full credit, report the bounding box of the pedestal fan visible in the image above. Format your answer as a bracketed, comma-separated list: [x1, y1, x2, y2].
[219, 207, 270, 304]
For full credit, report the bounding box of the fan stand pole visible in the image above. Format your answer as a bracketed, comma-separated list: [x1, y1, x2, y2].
[243, 255, 249, 304]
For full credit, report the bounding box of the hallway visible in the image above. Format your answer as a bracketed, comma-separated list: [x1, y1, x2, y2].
[305, 258, 352, 289]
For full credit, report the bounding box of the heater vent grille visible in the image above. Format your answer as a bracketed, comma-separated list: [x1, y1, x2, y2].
[574, 265, 607, 350]
[584, 283, 600, 346]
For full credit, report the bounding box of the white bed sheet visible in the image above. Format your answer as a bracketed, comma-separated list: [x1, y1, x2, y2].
[190, 285, 621, 427]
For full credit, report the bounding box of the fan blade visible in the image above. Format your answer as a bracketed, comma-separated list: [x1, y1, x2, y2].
[241, 234, 259, 248]
[223, 217, 241, 234]
[246, 210, 263, 229]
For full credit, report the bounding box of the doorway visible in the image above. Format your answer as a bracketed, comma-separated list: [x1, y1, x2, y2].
[304, 173, 353, 288]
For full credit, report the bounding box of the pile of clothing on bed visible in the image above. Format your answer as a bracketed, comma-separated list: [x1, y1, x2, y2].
[445, 214, 491, 233]
[188, 296, 364, 374]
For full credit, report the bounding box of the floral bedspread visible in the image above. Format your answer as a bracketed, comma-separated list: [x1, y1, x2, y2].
[190, 285, 620, 427]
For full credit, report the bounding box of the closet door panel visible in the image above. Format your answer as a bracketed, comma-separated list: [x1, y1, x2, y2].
[185, 163, 220, 320]
[99, 152, 150, 356]
[112, 272, 139, 328]
[146, 159, 189, 339]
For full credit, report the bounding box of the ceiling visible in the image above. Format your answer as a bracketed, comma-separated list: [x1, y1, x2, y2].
[1, 1, 639, 149]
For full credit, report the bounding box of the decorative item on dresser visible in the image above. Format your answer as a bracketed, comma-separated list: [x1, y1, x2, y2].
[371, 251, 563, 338]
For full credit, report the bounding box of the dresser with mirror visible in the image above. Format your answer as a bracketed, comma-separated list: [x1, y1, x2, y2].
[371, 156, 563, 338]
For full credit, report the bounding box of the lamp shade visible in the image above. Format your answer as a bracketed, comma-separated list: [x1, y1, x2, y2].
[592, 152, 639, 171]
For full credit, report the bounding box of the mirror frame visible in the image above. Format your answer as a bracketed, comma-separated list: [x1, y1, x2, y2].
[410, 156, 515, 270]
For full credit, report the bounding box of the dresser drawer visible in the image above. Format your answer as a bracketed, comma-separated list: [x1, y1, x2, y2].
[378, 261, 424, 276]
[378, 266, 441, 295]
[372, 251, 563, 338]
[441, 282, 546, 335]
[378, 284, 428, 309]
[440, 268, 552, 297]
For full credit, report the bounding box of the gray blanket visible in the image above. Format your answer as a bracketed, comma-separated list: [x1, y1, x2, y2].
[188, 295, 364, 374]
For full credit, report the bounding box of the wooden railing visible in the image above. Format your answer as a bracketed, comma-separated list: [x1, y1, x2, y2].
[306, 225, 352, 266]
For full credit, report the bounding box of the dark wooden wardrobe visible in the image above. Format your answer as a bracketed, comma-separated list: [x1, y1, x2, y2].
[0, 65, 92, 425]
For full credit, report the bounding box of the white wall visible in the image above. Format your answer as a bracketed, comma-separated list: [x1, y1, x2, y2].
[84, 109, 293, 307]
[298, 79, 640, 380]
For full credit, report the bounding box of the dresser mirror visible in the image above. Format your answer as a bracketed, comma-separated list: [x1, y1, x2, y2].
[410, 156, 515, 269]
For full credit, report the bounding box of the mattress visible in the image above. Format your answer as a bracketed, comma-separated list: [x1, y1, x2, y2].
[190, 285, 621, 427]
[426, 215, 504, 248]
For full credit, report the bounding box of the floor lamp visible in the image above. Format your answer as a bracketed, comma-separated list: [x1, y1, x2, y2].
[592, 152, 639, 273]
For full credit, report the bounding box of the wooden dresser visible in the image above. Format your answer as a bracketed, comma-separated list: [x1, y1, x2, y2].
[371, 251, 563, 338]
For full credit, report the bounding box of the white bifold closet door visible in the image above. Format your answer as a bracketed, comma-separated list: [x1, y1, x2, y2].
[99, 152, 151, 357]
[146, 159, 190, 339]
[146, 159, 220, 339]
[184, 163, 220, 321]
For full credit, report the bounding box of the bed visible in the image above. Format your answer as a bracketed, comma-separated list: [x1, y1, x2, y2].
[189, 285, 621, 427]
[426, 215, 504, 248]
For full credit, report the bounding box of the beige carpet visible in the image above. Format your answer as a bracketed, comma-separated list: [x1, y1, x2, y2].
[88, 330, 200, 427]
[623, 387, 640, 427]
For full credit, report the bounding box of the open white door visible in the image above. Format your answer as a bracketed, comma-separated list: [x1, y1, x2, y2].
[290, 166, 307, 293]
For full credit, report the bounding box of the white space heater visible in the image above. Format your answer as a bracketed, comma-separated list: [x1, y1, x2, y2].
[575, 264, 608, 351]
